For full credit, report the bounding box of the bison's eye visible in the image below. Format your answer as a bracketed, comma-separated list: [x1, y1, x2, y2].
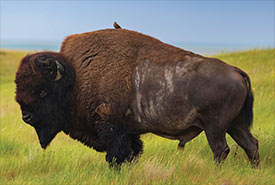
[39, 89, 48, 98]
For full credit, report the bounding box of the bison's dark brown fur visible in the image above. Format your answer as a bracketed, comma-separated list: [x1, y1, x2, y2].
[15, 23, 259, 167]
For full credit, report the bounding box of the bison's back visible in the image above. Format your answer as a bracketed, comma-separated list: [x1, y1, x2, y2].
[60, 29, 198, 121]
[60, 28, 196, 68]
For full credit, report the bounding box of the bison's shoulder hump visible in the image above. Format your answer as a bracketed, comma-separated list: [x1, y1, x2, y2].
[60, 29, 167, 53]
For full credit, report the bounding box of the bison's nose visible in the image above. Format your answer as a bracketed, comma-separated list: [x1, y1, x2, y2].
[22, 111, 34, 123]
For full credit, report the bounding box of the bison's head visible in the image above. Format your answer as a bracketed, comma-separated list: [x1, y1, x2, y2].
[15, 52, 74, 149]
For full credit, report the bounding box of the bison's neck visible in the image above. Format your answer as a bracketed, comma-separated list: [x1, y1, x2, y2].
[61, 110, 98, 148]
[62, 93, 107, 152]
[65, 122, 108, 152]
[67, 127, 97, 147]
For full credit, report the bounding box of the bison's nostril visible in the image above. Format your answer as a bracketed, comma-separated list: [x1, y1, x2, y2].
[22, 111, 33, 123]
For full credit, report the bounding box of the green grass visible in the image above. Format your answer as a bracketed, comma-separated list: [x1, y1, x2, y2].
[0, 48, 274, 185]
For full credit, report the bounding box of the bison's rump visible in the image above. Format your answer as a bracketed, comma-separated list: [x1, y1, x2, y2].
[129, 57, 247, 135]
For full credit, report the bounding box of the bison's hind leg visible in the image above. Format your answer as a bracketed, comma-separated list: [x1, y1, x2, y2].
[204, 128, 230, 164]
[227, 112, 259, 167]
[201, 118, 231, 164]
[227, 126, 259, 167]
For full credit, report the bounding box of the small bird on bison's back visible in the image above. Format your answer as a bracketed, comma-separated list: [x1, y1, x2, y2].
[15, 22, 259, 168]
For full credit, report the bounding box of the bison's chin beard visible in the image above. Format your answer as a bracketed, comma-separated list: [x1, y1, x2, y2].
[35, 126, 60, 149]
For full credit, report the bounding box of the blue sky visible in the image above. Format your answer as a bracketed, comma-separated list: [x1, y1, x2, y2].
[1, 0, 274, 46]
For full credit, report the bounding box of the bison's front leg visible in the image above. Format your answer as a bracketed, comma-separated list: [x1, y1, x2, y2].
[129, 134, 143, 159]
[94, 104, 143, 167]
[105, 126, 143, 167]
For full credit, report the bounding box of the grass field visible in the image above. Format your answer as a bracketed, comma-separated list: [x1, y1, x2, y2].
[0, 49, 274, 185]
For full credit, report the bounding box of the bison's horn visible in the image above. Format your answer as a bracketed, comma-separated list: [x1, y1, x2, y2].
[54, 60, 64, 81]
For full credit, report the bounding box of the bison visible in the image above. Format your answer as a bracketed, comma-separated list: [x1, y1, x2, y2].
[15, 23, 259, 167]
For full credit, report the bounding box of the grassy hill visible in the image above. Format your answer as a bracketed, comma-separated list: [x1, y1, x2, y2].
[0, 49, 274, 185]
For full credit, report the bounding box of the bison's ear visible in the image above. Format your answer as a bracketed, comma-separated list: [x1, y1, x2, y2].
[35, 55, 64, 81]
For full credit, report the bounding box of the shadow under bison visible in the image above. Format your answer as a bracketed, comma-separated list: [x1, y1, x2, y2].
[15, 23, 259, 168]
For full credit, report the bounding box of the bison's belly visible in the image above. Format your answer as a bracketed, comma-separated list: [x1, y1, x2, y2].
[129, 60, 201, 135]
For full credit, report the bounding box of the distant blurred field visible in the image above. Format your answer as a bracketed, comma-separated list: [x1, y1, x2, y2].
[0, 49, 274, 185]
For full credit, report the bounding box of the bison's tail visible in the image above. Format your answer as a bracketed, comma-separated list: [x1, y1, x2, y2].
[235, 67, 254, 128]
